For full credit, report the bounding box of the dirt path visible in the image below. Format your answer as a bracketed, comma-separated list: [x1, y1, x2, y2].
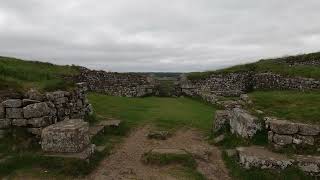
[86, 126, 230, 180]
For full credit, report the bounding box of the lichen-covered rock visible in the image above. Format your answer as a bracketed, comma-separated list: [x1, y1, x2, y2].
[2, 99, 22, 108]
[293, 135, 315, 146]
[41, 119, 90, 153]
[28, 116, 52, 127]
[0, 119, 11, 129]
[12, 119, 27, 127]
[23, 102, 50, 118]
[295, 155, 320, 175]
[229, 108, 261, 138]
[273, 134, 293, 146]
[269, 119, 298, 135]
[6, 108, 23, 119]
[298, 123, 320, 136]
[213, 110, 230, 133]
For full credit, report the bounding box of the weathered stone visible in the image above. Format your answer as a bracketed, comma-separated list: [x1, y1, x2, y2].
[28, 116, 52, 127]
[55, 97, 68, 104]
[240, 94, 252, 104]
[2, 99, 22, 108]
[213, 110, 230, 133]
[269, 120, 298, 135]
[298, 123, 320, 136]
[147, 130, 171, 140]
[6, 108, 23, 119]
[229, 108, 261, 138]
[43, 144, 95, 160]
[294, 135, 315, 146]
[22, 99, 40, 106]
[295, 155, 320, 175]
[0, 105, 4, 118]
[0, 119, 11, 129]
[237, 146, 294, 170]
[273, 134, 292, 146]
[225, 149, 237, 157]
[41, 119, 90, 153]
[213, 134, 225, 144]
[25, 89, 44, 101]
[12, 119, 27, 127]
[23, 102, 50, 118]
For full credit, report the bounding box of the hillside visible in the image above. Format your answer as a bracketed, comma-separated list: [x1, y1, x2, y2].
[0, 56, 80, 92]
[187, 52, 320, 80]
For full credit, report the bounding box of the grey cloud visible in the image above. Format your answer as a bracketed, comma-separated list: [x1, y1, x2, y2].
[0, 0, 319, 72]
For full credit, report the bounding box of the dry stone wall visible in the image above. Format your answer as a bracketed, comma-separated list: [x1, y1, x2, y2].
[74, 67, 156, 97]
[0, 83, 92, 138]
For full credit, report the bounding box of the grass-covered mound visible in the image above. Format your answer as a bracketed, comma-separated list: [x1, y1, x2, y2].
[187, 52, 320, 80]
[248, 90, 320, 124]
[0, 56, 80, 92]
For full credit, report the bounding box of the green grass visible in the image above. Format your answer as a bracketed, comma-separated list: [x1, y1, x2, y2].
[222, 152, 313, 180]
[88, 93, 216, 133]
[0, 56, 80, 91]
[249, 90, 320, 124]
[187, 52, 320, 80]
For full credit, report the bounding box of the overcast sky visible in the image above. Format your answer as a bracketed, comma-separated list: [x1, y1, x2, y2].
[0, 0, 319, 72]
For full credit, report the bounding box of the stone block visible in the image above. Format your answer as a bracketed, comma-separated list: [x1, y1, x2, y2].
[294, 135, 315, 146]
[41, 119, 90, 153]
[6, 108, 23, 119]
[23, 102, 50, 118]
[28, 116, 52, 127]
[213, 110, 230, 133]
[22, 99, 40, 106]
[295, 155, 320, 174]
[12, 118, 27, 127]
[269, 120, 298, 135]
[298, 123, 320, 136]
[0, 119, 11, 129]
[2, 99, 22, 108]
[273, 134, 293, 146]
[268, 131, 274, 142]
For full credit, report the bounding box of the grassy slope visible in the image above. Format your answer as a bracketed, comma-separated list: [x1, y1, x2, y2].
[88, 93, 216, 133]
[187, 52, 320, 80]
[0, 56, 80, 91]
[249, 90, 320, 124]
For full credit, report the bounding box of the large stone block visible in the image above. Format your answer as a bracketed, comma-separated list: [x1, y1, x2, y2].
[41, 119, 90, 153]
[22, 99, 40, 106]
[6, 108, 23, 119]
[12, 118, 27, 127]
[2, 99, 22, 108]
[23, 102, 50, 118]
[229, 108, 262, 138]
[273, 134, 293, 146]
[298, 123, 320, 136]
[269, 120, 298, 135]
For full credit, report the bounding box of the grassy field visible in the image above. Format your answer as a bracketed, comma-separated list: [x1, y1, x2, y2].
[0, 56, 80, 91]
[249, 90, 320, 124]
[187, 52, 320, 80]
[88, 93, 216, 133]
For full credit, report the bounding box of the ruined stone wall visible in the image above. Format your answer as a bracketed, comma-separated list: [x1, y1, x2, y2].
[182, 72, 320, 97]
[265, 118, 320, 149]
[0, 83, 92, 138]
[74, 68, 155, 97]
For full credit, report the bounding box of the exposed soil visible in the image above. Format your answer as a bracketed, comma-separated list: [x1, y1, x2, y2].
[86, 126, 230, 180]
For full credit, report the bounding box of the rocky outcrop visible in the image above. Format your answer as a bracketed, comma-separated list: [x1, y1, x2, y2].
[265, 118, 320, 149]
[73, 67, 155, 97]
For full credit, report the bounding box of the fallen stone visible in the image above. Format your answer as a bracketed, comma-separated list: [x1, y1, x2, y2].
[23, 102, 50, 118]
[298, 123, 320, 136]
[12, 118, 27, 127]
[269, 119, 298, 135]
[2, 99, 22, 108]
[41, 119, 90, 153]
[213, 110, 230, 133]
[236, 146, 294, 170]
[147, 130, 171, 140]
[99, 119, 122, 127]
[273, 134, 293, 146]
[89, 125, 105, 139]
[213, 134, 225, 144]
[6, 108, 23, 119]
[0, 119, 11, 129]
[22, 99, 41, 106]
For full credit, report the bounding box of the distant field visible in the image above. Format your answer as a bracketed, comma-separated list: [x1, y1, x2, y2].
[0, 56, 80, 91]
[88, 93, 216, 133]
[249, 90, 320, 124]
[187, 52, 320, 80]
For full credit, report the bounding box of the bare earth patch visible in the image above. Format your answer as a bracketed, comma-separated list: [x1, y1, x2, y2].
[86, 126, 230, 180]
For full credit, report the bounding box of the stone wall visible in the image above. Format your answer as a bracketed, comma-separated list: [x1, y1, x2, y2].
[0, 83, 92, 138]
[265, 118, 320, 149]
[74, 67, 155, 97]
[182, 72, 320, 97]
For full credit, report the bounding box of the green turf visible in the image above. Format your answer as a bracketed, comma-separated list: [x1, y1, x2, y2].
[0, 56, 80, 91]
[249, 90, 320, 124]
[88, 93, 216, 133]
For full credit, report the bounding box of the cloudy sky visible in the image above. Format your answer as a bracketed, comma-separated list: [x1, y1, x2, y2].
[0, 0, 319, 72]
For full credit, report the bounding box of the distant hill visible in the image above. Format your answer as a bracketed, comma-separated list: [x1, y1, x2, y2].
[187, 52, 320, 80]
